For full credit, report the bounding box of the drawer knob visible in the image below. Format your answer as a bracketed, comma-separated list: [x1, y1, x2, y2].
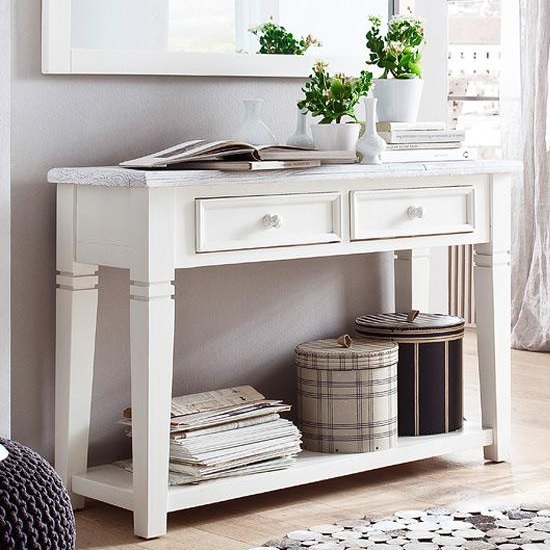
[263, 214, 283, 229]
[407, 206, 425, 219]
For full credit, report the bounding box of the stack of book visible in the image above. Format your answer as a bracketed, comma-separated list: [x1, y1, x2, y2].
[116, 385, 302, 485]
[377, 122, 472, 163]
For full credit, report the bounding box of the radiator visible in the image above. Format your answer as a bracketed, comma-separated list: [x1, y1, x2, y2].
[448, 245, 475, 325]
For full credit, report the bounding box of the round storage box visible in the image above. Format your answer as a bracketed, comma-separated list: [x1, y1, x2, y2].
[355, 312, 465, 436]
[296, 336, 399, 453]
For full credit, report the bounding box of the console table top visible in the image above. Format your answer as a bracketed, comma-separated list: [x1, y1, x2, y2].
[48, 160, 522, 188]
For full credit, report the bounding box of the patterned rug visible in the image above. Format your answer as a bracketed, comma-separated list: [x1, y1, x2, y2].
[249, 504, 550, 550]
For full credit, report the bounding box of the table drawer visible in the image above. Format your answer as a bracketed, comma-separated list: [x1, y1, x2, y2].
[196, 192, 342, 252]
[351, 186, 475, 241]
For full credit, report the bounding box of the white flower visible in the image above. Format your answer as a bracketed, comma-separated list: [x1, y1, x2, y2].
[387, 41, 405, 56]
[389, 14, 424, 26]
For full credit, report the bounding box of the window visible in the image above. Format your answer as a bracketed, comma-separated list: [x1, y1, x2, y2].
[448, 0, 502, 159]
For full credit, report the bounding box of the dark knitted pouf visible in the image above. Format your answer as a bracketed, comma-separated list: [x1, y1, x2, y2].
[0, 438, 76, 550]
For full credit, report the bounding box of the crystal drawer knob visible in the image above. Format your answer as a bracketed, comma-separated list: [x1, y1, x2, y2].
[263, 214, 283, 229]
[407, 206, 425, 219]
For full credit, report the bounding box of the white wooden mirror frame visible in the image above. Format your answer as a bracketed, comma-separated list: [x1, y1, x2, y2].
[42, 0, 401, 77]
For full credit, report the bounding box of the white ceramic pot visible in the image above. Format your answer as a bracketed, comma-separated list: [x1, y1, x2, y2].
[310, 123, 361, 151]
[372, 78, 424, 122]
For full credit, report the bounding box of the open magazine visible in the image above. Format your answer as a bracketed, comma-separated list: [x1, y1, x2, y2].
[119, 139, 356, 168]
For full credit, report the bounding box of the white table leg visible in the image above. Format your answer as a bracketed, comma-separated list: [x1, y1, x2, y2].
[130, 280, 175, 538]
[55, 185, 98, 509]
[395, 248, 431, 312]
[129, 188, 176, 539]
[474, 174, 512, 462]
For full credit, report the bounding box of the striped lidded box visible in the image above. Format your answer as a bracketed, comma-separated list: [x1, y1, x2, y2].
[355, 312, 465, 436]
[296, 337, 398, 453]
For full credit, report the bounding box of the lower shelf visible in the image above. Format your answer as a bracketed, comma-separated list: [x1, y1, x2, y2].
[72, 423, 492, 513]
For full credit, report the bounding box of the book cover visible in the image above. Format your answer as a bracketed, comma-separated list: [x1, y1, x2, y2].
[379, 129, 466, 144]
[178, 160, 321, 171]
[376, 121, 447, 132]
[381, 147, 476, 163]
[385, 141, 462, 151]
[259, 149, 356, 162]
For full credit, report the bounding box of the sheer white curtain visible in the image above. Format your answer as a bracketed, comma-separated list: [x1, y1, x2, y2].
[510, 0, 550, 350]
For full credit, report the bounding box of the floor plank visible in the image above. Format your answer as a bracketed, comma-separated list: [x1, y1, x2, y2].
[75, 329, 550, 549]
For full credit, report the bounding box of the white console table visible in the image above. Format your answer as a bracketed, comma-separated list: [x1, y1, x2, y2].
[49, 160, 520, 539]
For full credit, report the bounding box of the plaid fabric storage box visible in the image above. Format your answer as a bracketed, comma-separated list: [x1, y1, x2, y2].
[296, 336, 398, 453]
[355, 311, 465, 436]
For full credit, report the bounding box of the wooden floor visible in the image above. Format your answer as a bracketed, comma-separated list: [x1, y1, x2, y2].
[75, 329, 550, 550]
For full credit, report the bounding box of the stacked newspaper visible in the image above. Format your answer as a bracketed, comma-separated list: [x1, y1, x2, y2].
[116, 386, 302, 485]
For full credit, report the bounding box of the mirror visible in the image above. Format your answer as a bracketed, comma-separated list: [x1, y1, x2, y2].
[42, 0, 393, 76]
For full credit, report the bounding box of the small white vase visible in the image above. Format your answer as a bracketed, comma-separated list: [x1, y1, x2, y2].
[232, 99, 279, 145]
[286, 108, 313, 148]
[356, 97, 386, 165]
[310, 123, 360, 151]
[372, 78, 424, 122]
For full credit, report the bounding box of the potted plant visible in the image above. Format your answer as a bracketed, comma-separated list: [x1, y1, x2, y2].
[297, 62, 373, 151]
[250, 20, 321, 55]
[366, 13, 425, 122]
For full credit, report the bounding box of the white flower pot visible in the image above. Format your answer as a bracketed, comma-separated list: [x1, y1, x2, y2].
[310, 123, 361, 151]
[372, 78, 424, 122]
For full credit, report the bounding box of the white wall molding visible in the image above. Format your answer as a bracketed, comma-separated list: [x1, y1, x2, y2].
[0, 0, 11, 438]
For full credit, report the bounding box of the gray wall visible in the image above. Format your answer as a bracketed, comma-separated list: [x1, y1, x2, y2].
[0, 0, 10, 438]
[11, 0, 399, 463]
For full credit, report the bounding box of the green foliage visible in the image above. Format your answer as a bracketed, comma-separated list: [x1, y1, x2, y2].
[366, 14, 425, 79]
[297, 62, 373, 124]
[250, 21, 321, 55]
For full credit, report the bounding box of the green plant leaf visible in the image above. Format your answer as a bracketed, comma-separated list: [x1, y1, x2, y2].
[298, 63, 373, 124]
[365, 13, 424, 79]
[250, 20, 320, 55]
